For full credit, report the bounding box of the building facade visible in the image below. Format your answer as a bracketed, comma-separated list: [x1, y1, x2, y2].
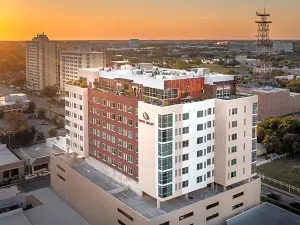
[238, 86, 300, 120]
[0, 94, 30, 114]
[26, 33, 59, 91]
[58, 66, 261, 225]
[60, 48, 106, 91]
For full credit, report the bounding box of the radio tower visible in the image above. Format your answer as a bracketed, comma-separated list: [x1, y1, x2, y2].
[253, 8, 273, 87]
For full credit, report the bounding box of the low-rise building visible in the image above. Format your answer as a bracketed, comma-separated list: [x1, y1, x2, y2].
[0, 145, 24, 185]
[0, 94, 30, 114]
[238, 86, 300, 120]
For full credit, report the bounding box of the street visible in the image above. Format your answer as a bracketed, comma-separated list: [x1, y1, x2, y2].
[19, 177, 50, 193]
[261, 183, 300, 205]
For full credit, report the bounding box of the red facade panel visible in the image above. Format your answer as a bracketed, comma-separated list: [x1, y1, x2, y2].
[88, 89, 139, 181]
[165, 77, 204, 99]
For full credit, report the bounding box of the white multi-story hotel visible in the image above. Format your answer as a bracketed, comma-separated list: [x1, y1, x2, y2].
[60, 46, 106, 91]
[26, 33, 59, 91]
[52, 65, 261, 225]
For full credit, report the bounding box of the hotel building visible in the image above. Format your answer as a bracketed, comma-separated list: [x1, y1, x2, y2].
[53, 66, 261, 225]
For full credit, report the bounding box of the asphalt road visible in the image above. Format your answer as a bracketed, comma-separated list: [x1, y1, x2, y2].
[19, 177, 50, 193]
[261, 183, 300, 205]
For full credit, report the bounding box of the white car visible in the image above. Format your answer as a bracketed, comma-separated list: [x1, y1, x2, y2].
[38, 171, 50, 177]
[25, 174, 37, 180]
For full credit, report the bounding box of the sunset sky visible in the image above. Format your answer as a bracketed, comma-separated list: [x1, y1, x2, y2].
[0, 0, 299, 40]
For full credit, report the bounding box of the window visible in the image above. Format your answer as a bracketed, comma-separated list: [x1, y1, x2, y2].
[197, 110, 203, 118]
[158, 143, 172, 157]
[158, 184, 172, 198]
[182, 167, 189, 174]
[117, 208, 133, 222]
[182, 153, 189, 161]
[158, 129, 173, 142]
[158, 171, 172, 184]
[233, 192, 244, 199]
[128, 155, 133, 163]
[207, 133, 212, 141]
[207, 121, 211, 128]
[252, 139, 257, 150]
[252, 127, 256, 138]
[232, 202, 244, 210]
[183, 113, 189, 120]
[128, 119, 133, 126]
[232, 121, 237, 128]
[197, 150, 203, 157]
[197, 137, 203, 144]
[232, 108, 238, 115]
[57, 165, 65, 172]
[182, 180, 189, 188]
[197, 176, 203, 183]
[197, 124, 203, 131]
[197, 163, 203, 170]
[182, 140, 189, 148]
[158, 157, 172, 171]
[182, 127, 189, 134]
[231, 146, 237, 153]
[179, 212, 193, 221]
[207, 146, 212, 153]
[158, 114, 173, 128]
[208, 108, 212, 115]
[57, 173, 65, 181]
[159, 222, 170, 225]
[118, 219, 126, 225]
[231, 171, 237, 178]
[232, 134, 237, 140]
[206, 202, 219, 210]
[207, 171, 211, 178]
[253, 103, 258, 114]
[207, 158, 211, 166]
[231, 159, 237, 165]
[206, 213, 219, 221]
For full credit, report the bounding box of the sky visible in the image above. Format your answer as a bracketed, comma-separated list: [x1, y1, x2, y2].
[0, 0, 299, 40]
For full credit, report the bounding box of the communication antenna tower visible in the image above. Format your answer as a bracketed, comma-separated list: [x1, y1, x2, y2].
[253, 8, 273, 87]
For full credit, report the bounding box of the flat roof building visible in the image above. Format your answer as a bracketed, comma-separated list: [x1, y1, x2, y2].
[58, 65, 261, 224]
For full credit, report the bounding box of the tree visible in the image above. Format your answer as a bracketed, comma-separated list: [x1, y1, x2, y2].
[36, 131, 45, 141]
[43, 85, 58, 98]
[38, 108, 46, 119]
[172, 60, 188, 70]
[26, 101, 36, 114]
[51, 114, 58, 124]
[263, 135, 282, 154]
[49, 128, 57, 137]
[4, 113, 29, 133]
[56, 118, 65, 129]
[0, 110, 4, 119]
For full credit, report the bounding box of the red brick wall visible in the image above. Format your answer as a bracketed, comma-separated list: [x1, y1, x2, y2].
[88, 89, 139, 181]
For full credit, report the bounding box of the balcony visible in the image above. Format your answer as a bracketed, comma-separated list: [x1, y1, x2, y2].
[66, 80, 88, 88]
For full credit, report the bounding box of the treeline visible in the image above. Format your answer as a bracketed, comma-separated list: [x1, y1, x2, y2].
[257, 117, 300, 157]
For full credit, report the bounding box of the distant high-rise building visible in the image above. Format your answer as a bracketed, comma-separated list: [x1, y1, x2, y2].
[26, 33, 59, 91]
[60, 46, 106, 91]
[129, 39, 140, 48]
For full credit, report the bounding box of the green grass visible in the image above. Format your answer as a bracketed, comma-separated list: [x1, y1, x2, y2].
[196, 64, 251, 74]
[257, 157, 300, 189]
[46, 99, 57, 105]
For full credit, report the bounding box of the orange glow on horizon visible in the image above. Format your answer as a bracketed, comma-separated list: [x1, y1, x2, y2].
[0, 0, 299, 41]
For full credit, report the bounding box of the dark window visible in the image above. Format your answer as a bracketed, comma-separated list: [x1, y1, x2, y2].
[118, 208, 134, 222]
[197, 150, 203, 157]
[179, 212, 194, 221]
[159, 222, 170, 225]
[57, 164, 65, 172]
[118, 220, 126, 225]
[11, 168, 19, 176]
[206, 213, 219, 221]
[3, 170, 9, 178]
[233, 192, 244, 199]
[232, 202, 244, 210]
[206, 202, 219, 210]
[57, 173, 65, 181]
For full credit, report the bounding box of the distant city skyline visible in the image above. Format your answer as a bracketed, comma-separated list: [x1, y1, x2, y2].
[0, 0, 299, 41]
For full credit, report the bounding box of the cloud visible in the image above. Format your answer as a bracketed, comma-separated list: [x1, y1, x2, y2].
[199, 14, 217, 20]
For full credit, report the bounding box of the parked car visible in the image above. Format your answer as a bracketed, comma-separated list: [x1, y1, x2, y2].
[25, 174, 37, 181]
[38, 171, 50, 177]
[289, 201, 300, 210]
[41, 121, 48, 125]
[266, 192, 281, 201]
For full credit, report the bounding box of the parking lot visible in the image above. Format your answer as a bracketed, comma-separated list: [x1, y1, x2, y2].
[0, 118, 58, 138]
